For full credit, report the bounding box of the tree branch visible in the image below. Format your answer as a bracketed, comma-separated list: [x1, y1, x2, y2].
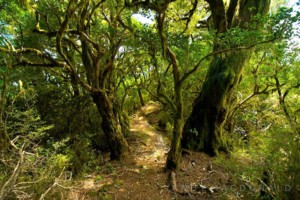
[0, 144, 25, 200]
[39, 168, 65, 200]
[180, 37, 279, 84]
[181, 0, 199, 34]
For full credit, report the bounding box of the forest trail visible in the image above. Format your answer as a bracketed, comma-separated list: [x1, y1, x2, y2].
[129, 103, 168, 169]
[70, 103, 231, 200]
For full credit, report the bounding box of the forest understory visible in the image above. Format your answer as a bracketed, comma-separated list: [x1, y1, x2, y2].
[0, 0, 299, 199]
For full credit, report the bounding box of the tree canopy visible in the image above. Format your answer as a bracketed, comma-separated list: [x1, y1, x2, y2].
[0, 0, 299, 199]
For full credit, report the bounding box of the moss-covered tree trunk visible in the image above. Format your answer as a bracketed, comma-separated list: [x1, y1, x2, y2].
[0, 71, 9, 151]
[76, 3, 130, 160]
[182, 0, 270, 155]
[183, 52, 249, 155]
[165, 47, 184, 170]
[92, 92, 129, 160]
[166, 103, 184, 169]
[166, 81, 184, 170]
[133, 74, 145, 107]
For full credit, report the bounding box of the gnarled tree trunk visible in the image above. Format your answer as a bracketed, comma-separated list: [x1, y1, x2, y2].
[182, 0, 271, 155]
[92, 92, 129, 160]
[166, 87, 184, 170]
[164, 46, 184, 170]
[183, 51, 249, 155]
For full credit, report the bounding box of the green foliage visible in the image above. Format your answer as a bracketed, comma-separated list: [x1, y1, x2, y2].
[217, 122, 299, 199]
[104, 163, 114, 174]
[221, 41, 300, 199]
[157, 109, 172, 129]
[0, 137, 73, 199]
[268, 7, 300, 39]
[165, 122, 173, 136]
[0, 0, 299, 198]
[50, 154, 70, 171]
[7, 106, 53, 140]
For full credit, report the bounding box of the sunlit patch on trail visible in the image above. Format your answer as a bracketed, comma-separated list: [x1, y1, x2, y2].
[130, 103, 168, 169]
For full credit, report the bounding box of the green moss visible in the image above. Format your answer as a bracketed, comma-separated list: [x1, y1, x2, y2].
[95, 175, 102, 181]
[165, 122, 173, 137]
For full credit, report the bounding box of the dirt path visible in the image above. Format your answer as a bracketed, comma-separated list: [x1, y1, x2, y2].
[129, 104, 168, 169]
[101, 103, 173, 199]
[69, 103, 231, 200]
[68, 103, 173, 199]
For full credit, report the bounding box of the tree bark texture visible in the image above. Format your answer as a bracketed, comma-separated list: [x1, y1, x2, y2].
[183, 0, 271, 155]
[133, 74, 145, 106]
[166, 81, 184, 169]
[166, 106, 184, 169]
[165, 48, 184, 170]
[92, 92, 129, 160]
[183, 51, 249, 155]
[76, 2, 130, 160]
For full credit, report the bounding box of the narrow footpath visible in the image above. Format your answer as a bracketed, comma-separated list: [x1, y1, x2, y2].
[69, 103, 231, 200]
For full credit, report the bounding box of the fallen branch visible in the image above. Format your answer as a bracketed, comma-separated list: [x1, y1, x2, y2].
[258, 179, 276, 198]
[237, 176, 258, 192]
[39, 168, 65, 200]
[155, 183, 169, 189]
[14, 177, 46, 188]
[206, 170, 227, 179]
[168, 171, 219, 196]
[170, 171, 177, 192]
[181, 148, 192, 156]
[0, 144, 25, 200]
[192, 184, 219, 194]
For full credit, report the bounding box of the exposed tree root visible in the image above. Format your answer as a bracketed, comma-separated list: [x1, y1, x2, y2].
[181, 148, 192, 156]
[168, 171, 219, 196]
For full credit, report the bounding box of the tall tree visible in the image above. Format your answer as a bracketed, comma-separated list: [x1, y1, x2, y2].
[0, 0, 24, 150]
[0, 0, 132, 159]
[182, 0, 271, 155]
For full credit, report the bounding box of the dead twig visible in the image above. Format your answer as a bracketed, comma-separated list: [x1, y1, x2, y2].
[155, 183, 169, 189]
[258, 179, 276, 198]
[0, 144, 25, 200]
[39, 168, 65, 200]
[192, 183, 219, 194]
[169, 171, 219, 196]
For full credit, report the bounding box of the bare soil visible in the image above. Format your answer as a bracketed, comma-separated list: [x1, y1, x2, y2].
[69, 103, 233, 200]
